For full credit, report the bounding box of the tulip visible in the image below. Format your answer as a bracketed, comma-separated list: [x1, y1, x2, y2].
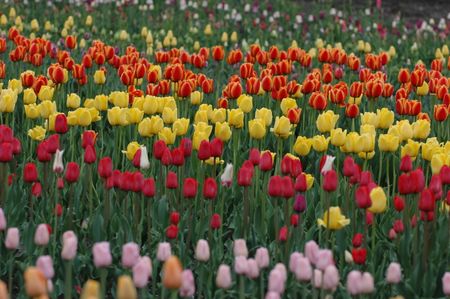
[36, 256, 54, 279]
[157, 242, 172, 261]
[317, 207, 350, 230]
[117, 275, 137, 299]
[322, 265, 339, 291]
[166, 224, 178, 239]
[216, 264, 232, 289]
[5, 227, 19, 250]
[237, 166, 253, 187]
[234, 256, 248, 275]
[24, 267, 47, 297]
[316, 110, 339, 133]
[195, 239, 210, 262]
[246, 258, 260, 279]
[386, 262, 402, 284]
[268, 268, 286, 294]
[293, 193, 307, 213]
[210, 138, 223, 157]
[294, 257, 312, 282]
[272, 116, 291, 139]
[442, 272, 450, 295]
[92, 242, 112, 268]
[61, 231, 77, 260]
[399, 155, 412, 172]
[0, 208, 6, 231]
[132, 257, 152, 289]
[255, 247, 270, 269]
[315, 249, 334, 271]
[260, 151, 274, 171]
[368, 187, 387, 213]
[179, 269, 196, 297]
[34, 224, 50, 246]
[64, 162, 79, 183]
[98, 157, 113, 178]
[268, 176, 282, 197]
[233, 239, 248, 257]
[139, 146, 150, 169]
[23, 162, 38, 183]
[122, 242, 140, 268]
[203, 177, 217, 199]
[320, 155, 335, 174]
[322, 169, 338, 192]
[346, 270, 363, 295]
[84, 145, 96, 164]
[81, 280, 100, 299]
[162, 256, 183, 289]
[360, 272, 375, 294]
[352, 248, 367, 264]
[220, 163, 233, 187]
[210, 213, 221, 229]
[166, 171, 178, 189]
[419, 188, 435, 212]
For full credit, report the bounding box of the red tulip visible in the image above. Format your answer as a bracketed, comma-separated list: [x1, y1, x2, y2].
[55, 114, 68, 134]
[161, 148, 172, 166]
[237, 166, 253, 187]
[249, 148, 260, 165]
[366, 211, 373, 226]
[281, 155, 292, 175]
[65, 162, 80, 183]
[203, 178, 217, 199]
[57, 177, 64, 189]
[429, 174, 443, 199]
[197, 140, 211, 161]
[166, 224, 178, 239]
[31, 182, 42, 197]
[420, 211, 434, 222]
[322, 169, 337, 192]
[11, 138, 21, 155]
[290, 214, 299, 227]
[351, 248, 367, 265]
[142, 178, 156, 197]
[294, 173, 307, 192]
[359, 171, 373, 186]
[0, 142, 13, 162]
[180, 138, 192, 157]
[166, 171, 178, 189]
[131, 171, 144, 192]
[343, 156, 356, 177]
[259, 152, 273, 172]
[278, 226, 288, 242]
[36, 141, 51, 162]
[210, 213, 221, 229]
[352, 233, 363, 248]
[171, 148, 185, 166]
[290, 159, 302, 178]
[281, 176, 294, 199]
[23, 162, 38, 183]
[54, 204, 63, 217]
[98, 157, 113, 178]
[46, 134, 60, 154]
[398, 173, 411, 195]
[440, 165, 450, 185]
[183, 178, 198, 198]
[419, 188, 435, 212]
[210, 138, 223, 158]
[355, 186, 372, 209]
[393, 219, 404, 233]
[268, 176, 282, 197]
[410, 169, 425, 193]
[399, 155, 412, 173]
[84, 145, 96, 164]
[170, 212, 180, 225]
[393, 196, 405, 212]
[132, 149, 141, 168]
[81, 131, 96, 148]
[153, 140, 167, 160]
[293, 194, 306, 213]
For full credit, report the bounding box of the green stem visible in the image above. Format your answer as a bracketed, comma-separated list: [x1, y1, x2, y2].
[100, 268, 107, 299]
[64, 260, 73, 299]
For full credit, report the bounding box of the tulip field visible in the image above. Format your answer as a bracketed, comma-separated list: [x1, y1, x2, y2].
[0, 0, 450, 298]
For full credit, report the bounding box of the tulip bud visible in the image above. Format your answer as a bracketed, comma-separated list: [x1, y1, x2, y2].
[92, 242, 112, 268]
[132, 257, 152, 289]
[315, 249, 334, 271]
[61, 231, 77, 260]
[0, 208, 6, 231]
[255, 247, 270, 269]
[117, 275, 137, 299]
[23, 162, 38, 183]
[386, 262, 402, 284]
[122, 242, 140, 268]
[55, 114, 68, 134]
[24, 267, 47, 297]
[203, 177, 217, 199]
[157, 242, 172, 261]
[268, 268, 286, 294]
[195, 239, 210, 262]
[322, 169, 338, 192]
[293, 193, 306, 213]
[98, 157, 113, 178]
[220, 163, 233, 187]
[233, 239, 248, 257]
[360, 272, 375, 294]
[84, 144, 96, 164]
[260, 151, 273, 171]
[442, 272, 450, 295]
[399, 155, 412, 172]
[268, 176, 282, 197]
[346, 270, 363, 295]
[5, 227, 19, 249]
[179, 269, 196, 297]
[162, 256, 183, 289]
[34, 223, 50, 246]
[234, 256, 248, 275]
[210, 213, 221, 229]
[166, 171, 178, 189]
[304, 240, 319, 265]
[64, 162, 80, 183]
[216, 264, 232, 289]
[36, 256, 54, 279]
[322, 265, 339, 291]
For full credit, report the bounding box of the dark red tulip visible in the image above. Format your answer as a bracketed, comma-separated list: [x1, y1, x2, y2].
[399, 155, 412, 173]
[121, 171, 134, 191]
[322, 169, 337, 192]
[237, 166, 253, 187]
[294, 173, 307, 192]
[281, 156, 292, 175]
[278, 226, 288, 242]
[132, 149, 141, 168]
[281, 176, 294, 199]
[57, 177, 64, 189]
[84, 145, 96, 164]
[153, 140, 167, 160]
[65, 162, 80, 183]
[23, 162, 38, 183]
[46, 134, 60, 154]
[0, 142, 13, 162]
[352, 233, 363, 248]
[170, 212, 180, 225]
[393, 196, 405, 212]
[343, 156, 356, 177]
[351, 248, 367, 265]
[355, 185, 372, 209]
[54, 204, 63, 217]
[55, 114, 68, 134]
[410, 168, 425, 193]
[290, 214, 299, 227]
[290, 159, 302, 178]
[161, 148, 172, 166]
[210, 138, 223, 157]
[203, 177, 217, 199]
[0, 125, 13, 143]
[11, 138, 21, 155]
[429, 174, 442, 199]
[259, 152, 273, 171]
[418, 188, 435, 212]
[210, 213, 221, 229]
[142, 178, 156, 197]
[398, 173, 412, 195]
[248, 148, 260, 165]
[293, 193, 306, 213]
[183, 178, 198, 198]
[166, 224, 178, 239]
[197, 140, 211, 161]
[171, 148, 185, 166]
[440, 165, 450, 185]
[447, 190, 450, 205]
[366, 211, 373, 226]
[131, 171, 144, 192]
[359, 171, 373, 186]
[179, 138, 192, 157]
[81, 131, 96, 148]
[36, 141, 51, 162]
[31, 182, 42, 197]
[420, 211, 434, 222]
[242, 160, 254, 171]
[166, 171, 178, 189]
[7, 174, 13, 186]
[98, 157, 113, 178]
[268, 176, 282, 197]
[393, 219, 404, 233]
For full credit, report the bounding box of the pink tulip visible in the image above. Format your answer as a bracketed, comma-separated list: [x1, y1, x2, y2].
[315, 249, 334, 271]
[265, 292, 280, 299]
[294, 257, 312, 282]
[322, 265, 339, 291]
[304, 240, 319, 265]
[360, 272, 375, 294]
[92, 242, 112, 268]
[386, 262, 402, 284]
[0, 208, 6, 231]
[274, 263, 287, 282]
[245, 258, 260, 279]
[233, 239, 248, 257]
[255, 247, 269, 269]
[5, 227, 19, 249]
[346, 270, 363, 295]
[47, 279, 54, 292]
[122, 242, 140, 268]
[61, 231, 77, 260]
[234, 256, 248, 275]
[36, 256, 54, 279]
[156, 242, 171, 261]
[268, 268, 285, 294]
[442, 272, 450, 295]
[195, 239, 210, 262]
[289, 252, 303, 273]
[216, 264, 232, 289]
[132, 257, 152, 288]
[179, 269, 195, 297]
[312, 269, 323, 289]
[34, 224, 50, 246]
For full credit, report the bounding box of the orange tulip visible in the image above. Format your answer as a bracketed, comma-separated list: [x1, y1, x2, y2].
[162, 256, 183, 290]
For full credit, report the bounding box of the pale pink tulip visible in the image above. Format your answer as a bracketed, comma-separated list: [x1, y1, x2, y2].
[92, 242, 112, 268]
[122, 242, 140, 268]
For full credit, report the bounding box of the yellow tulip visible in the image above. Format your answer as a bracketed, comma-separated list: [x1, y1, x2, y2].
[85, 15, 93, 27]
[360, 124, 376, 137]
[214, 122, 232, 141]
[316, 110, 339, 133]
[230, 31, 238, 43]
[378, 134, 399, 152]
[23, 88, 37, 104]
[142, 96, 158, 115]
[280, 97, 297, 115]
[81, 279, 99, 299]
[0, 89, 18, 113]
[317, 207, 350, 230]
[38, 85, 54, 102]
[75, 108, 92, 127]
[255, 108, 273, 126]
[237, 94, 253, 113]
[272, 116, 291, 139]
[431, 153, 448, 174]
[162, 107, 177, 124]
[358, 151, 375, 160]
[122, 142, 140, 160]
[199, 104, 213, 119]
[48, 113, 63, 131]
[293, 136, 312, 156]
[416, 82, 429, 96]
[193, 131, 209, 150]
[221, 32, 228, 43]
[110, 91, 128, 108]
[94, 70, 106, 85]
[173, 118, 190, 136]
[422, 138, 441, 161]
[28, 126, 46, 141]
[442, 45, 449, 57]
[348, 96, 362, 105]
[127, 108, 144, 124]
[305, 173, 315, 190]
[94, 94, 109, 111]
[8, 79, 22, 93]
[395, 120, 413, 142]
[401, 139, 421, 160]
[248, 119, 266, 140]
[412, 119, 430, 140]
[194, 110, 209, 124]
[364, 42, 372, 53]
[190, 91, 203, 105]
[204, 157, 225, 165]
[66, 93, 81, 109]
[210, 108, 227, 124]
[67, 111, 78, 126]
[107, 107, 128, 126]
[132, 96, 144, 111]
[194, 122, 213, 137]
[360, 112, 379, 127]
[330, 128, 347, 147]
[340, 132, 362, 154]
[138, 118, 153, 137]
[312, 135, 330, 152]
[376, 108, 394, 129]
[117, 276, 137, 299]
[359, 133, 375, 153]
[368, 187, 387, 213]
[228, 109, 244, 128]
[24, 104, 40, 119]
[159, 127, 176, 145]
[84, 98, 95, 109]
[204, 24, 213, 36]
[38, 100, 56, 118]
